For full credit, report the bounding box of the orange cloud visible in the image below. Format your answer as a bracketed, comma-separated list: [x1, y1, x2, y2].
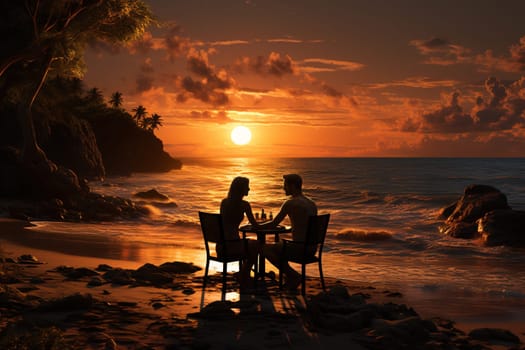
[300, 58, 365, 73]
[409, 37, 471, 66]
[368, 77, 460, 89]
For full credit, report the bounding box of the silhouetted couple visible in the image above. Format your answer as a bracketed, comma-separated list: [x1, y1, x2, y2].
[219, 174, 317, 290]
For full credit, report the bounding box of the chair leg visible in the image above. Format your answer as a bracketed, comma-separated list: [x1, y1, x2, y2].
[203, 259, 210, 287]
[278, 257, 284, 289]
[222, 262, 227, 294]
[318, 260, 326, 291]
[247, 259, 258, 287]
[301, 264, 306, 296]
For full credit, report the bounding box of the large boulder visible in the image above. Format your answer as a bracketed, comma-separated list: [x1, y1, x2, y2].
[440, 184, 510, 224]
[439, 184, 525, 246]
[478, 209, 525, 246]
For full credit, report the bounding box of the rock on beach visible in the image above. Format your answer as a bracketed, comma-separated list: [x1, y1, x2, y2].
[439, 184, 525, 246]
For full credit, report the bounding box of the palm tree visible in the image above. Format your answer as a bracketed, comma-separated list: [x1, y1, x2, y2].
[109, 91, 123, 109]
[146, 113, 163, 133]
[132, 105, 147, 126]
[86, 87, 104, 105]
[0, 1, 154, 170]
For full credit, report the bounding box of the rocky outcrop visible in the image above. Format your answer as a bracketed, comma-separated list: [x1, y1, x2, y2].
[87, 111, 182, 176]
[39, 115, 106, 179]
[1, 84, 182, 183]
[303, 286, 521, 349]
[478, 209, 525, 246]
[6, 191, 151, 222]
[52, 261, 202, 288]
[1, 84, 182, 222]
[0, 147, 86, 200]
[133, 189, 169, 201]
[438, 184, 524, 246]
[0, 105, 106, 180]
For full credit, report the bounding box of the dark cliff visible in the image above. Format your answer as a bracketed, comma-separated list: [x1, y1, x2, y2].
[0, 77, 182, 183]
[86, 110, 181, 176]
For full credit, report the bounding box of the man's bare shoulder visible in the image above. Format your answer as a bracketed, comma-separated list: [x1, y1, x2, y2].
[286, 195, 316, 207]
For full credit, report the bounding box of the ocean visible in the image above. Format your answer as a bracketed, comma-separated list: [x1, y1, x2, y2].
[26, 157, 525, 325]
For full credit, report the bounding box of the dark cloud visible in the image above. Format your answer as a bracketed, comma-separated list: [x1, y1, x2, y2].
[419, 37, 450, 50]
[412, 36, 525, 73]
[472, 76, 525, 130]
[187, 54, 214, 78]
[189, 110, 233, 124]
[378, 133, 525, 157]
[419, 92, 475, 133]
[129, 32, 155, 55]
[135, 58, 155, 92]
[127, 24, 191, 59]
[235, 52, 296, 77]
[410, 37, 470, 66]
[410, 37, 451, 53]
[509, 36, 525, 71]
[136, 74, 154, 92]
[320, 83, 343, 98]
[176, 49, 234, 106]
[178, 76, 229, 105]
[164, 24, 190, 61]
[140, 58, 154, 73]
[401, 76, 525, 134]
[484, 76, 507, 107]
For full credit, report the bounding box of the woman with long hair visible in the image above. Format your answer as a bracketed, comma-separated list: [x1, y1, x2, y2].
[219, 176, 260, 288]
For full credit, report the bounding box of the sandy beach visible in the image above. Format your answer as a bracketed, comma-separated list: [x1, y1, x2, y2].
[1, 218, 523, 349]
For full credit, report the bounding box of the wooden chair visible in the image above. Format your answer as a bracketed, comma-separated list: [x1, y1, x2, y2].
[279, 214, 330, 295]
[198, 211, 246, 293]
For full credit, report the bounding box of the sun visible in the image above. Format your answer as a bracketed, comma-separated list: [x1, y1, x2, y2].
[230, 126, 252, 145]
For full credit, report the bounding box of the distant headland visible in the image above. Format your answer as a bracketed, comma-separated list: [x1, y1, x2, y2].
[0, 77, 181, 221]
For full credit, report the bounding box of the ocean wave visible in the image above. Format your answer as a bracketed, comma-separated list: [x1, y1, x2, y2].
[487, 289, 525, 298]
[85, 157, 525, 300]
[418, 283, 525, 299]
[336, 228, 392, 241]
[170, 219, 200, 228]
[136, 200, 178, 208]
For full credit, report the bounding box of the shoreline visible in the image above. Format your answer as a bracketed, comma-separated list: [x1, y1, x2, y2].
[1, 218, 524, 348]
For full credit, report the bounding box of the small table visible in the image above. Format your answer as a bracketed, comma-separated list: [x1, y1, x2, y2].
[239, 224, 291, 280]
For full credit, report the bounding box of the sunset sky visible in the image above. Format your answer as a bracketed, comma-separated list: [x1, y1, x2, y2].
[83, 0, 525, 158]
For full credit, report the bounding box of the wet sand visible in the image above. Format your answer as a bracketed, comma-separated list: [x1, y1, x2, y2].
[1, 218, 523, 349]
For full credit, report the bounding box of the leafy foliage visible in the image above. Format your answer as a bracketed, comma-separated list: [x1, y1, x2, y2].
[109, 91, 123, 109]
[132, 105, 163, 133]
[0, 0, 156, 81]
[0, 0, 156, 168]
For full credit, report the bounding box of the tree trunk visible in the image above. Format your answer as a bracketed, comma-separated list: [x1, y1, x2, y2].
[16, 103, 55, 171]
[17, 55, 57, 172]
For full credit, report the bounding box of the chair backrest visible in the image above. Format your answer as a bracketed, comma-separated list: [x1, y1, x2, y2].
[305, 214, 330, 247]
[198, 211, 224, 244]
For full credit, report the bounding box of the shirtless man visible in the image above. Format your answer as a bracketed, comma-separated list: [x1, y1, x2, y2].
[260, 174, 317, 289]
